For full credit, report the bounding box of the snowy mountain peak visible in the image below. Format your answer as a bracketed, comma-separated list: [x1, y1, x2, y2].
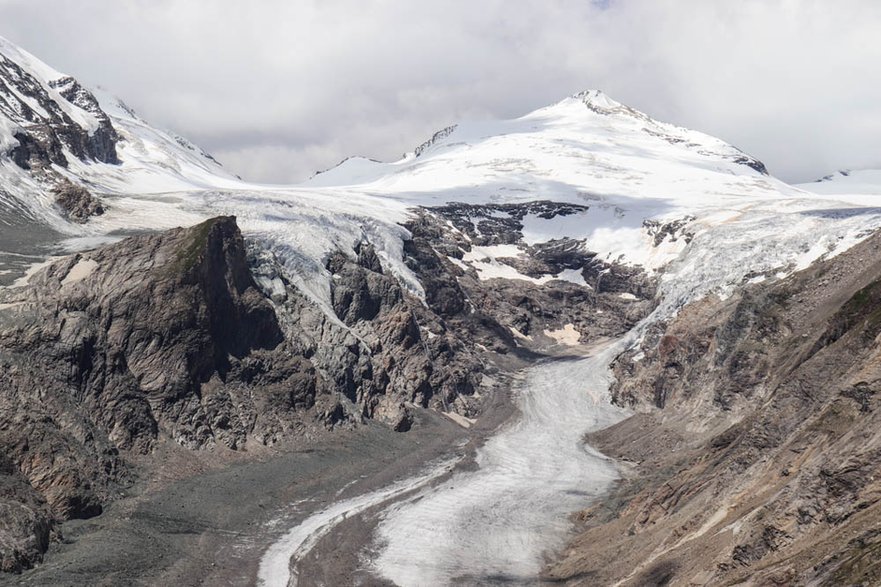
[533, 88, 651, 122]
[0, 34, 66, 82]
[0, 35, 240, 233]
[573, 88, 623, 109]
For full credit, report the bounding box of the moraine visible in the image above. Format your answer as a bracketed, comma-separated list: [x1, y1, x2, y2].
[258, 340, 630, 586]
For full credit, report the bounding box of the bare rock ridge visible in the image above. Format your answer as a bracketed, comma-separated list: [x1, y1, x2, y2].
[0, 216, 287, 571]
[549, 226, 881, 586]
[51, 179, 104, 222]
[0, 56, 119, 170]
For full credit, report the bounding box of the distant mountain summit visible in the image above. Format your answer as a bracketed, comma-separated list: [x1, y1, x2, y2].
[800, 167, 881, 196]
[307, 87, 772, 191]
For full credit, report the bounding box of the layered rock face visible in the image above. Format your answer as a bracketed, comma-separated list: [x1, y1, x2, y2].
[0, 217, 289, 571]
[0, 56, 119, 170]
[550, 229, 881, 586]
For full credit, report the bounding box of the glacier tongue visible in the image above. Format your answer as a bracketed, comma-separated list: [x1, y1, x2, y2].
[372, 345, 628, 586]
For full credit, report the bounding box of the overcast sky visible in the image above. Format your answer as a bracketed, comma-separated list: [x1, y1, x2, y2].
[0, 0, 879, 184]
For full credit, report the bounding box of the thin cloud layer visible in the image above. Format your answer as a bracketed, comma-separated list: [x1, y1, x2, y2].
[0, 0, 878, 184]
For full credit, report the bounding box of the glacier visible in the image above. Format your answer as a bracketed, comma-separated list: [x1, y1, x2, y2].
[5, 35, 881, 587]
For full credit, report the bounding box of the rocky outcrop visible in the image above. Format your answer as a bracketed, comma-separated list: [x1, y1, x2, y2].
[52, 180, 104, 222]
[0, 217, 302, 570]
[255, 238, 487, 433]
[48, 76, 119, 165]
[549, 228, 881, 586]
[0, 456, 53, 574]
[405, 203, 657, 348]
[0, 56, 119, 170]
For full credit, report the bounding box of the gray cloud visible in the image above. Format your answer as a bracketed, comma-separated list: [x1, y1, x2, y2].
[1, 0, 879, 184]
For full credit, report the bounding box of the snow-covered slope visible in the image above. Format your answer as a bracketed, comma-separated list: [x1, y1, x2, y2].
[279, 92, 881, 321]
[3, 36, 881, 325]
[72, 89, 245, 194]
[799, 168, 881, 197]
[308, 89, 775, 198]
[0, 34, 236, 231]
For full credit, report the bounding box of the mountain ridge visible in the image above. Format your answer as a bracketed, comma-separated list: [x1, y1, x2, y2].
[2, 35, 881, 585]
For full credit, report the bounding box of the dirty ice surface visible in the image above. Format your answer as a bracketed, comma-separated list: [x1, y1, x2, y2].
[371, 343, 628, 586]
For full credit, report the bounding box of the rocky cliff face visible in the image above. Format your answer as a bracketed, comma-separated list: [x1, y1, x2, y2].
[549, 228, 881, 586]
[0, 57, 119, 170]
[0, 217, 291, 571]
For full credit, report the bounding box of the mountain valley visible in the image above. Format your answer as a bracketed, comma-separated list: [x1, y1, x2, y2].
[0, 35, 880, 587]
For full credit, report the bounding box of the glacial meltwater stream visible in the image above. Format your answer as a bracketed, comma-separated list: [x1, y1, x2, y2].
[258, 340, 630, 587]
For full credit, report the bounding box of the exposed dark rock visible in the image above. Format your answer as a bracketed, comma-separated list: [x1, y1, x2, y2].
[0, 217, 298, 569]
[52, 180, 104, 222]
[0, 56, 119, 170]
[430, 200, 590, 246]
[734, 155, 769, 175]
[406, 204, 657, 347]
[414, 125, 457, 157]
[642, 216, 695, 247]
[48, 76, 119, 164]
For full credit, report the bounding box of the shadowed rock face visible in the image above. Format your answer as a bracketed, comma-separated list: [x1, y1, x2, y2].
[0, 57, 119, 169]
[0, 217, 295, 571]
[549, 228, 881, 587]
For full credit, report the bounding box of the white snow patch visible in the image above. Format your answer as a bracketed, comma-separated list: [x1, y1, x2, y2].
[462, 244, 523, 262]
[61, 258, 98, 286]
[0, 116, 21, 152]
[470, 261, 552, 284]
[462, 244, 551, 283]
[444, 412, 476, 429]
[543, 324, 582, 346]
[10, 258, 56, 288]
[552, 268, 590, 286]
[509, 326, 533, 342]
[446, 256, 468, 271]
